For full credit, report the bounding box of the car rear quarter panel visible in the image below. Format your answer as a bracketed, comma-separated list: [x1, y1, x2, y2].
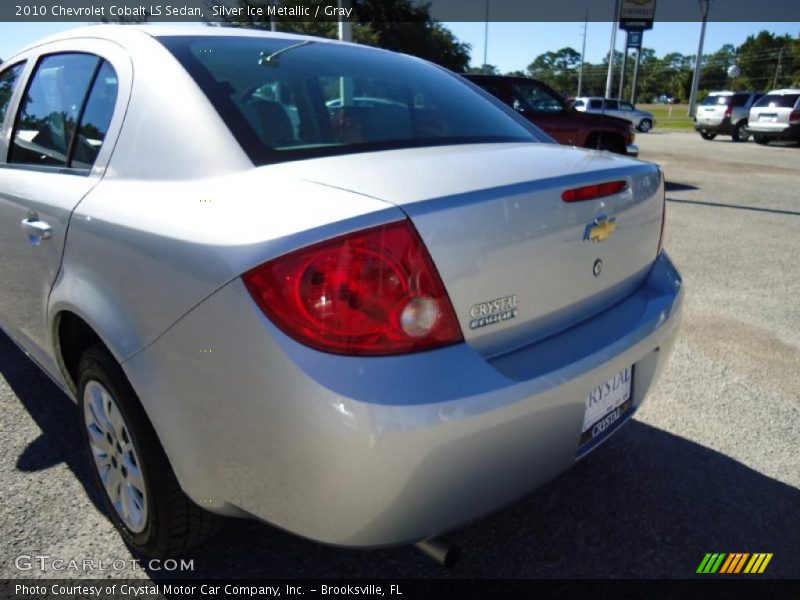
[49, 31, 401, 368]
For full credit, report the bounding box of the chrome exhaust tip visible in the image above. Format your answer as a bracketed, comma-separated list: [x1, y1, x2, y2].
[414, 537, 461, 568]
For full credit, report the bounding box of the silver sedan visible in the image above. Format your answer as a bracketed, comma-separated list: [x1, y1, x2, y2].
[0, 26, 682, 557]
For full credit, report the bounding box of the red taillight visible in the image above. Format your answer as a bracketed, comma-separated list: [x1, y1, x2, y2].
[562, 180, 627, 203]
[724, 105, 733, 118]
[789, 110, 800, 124]
[243, 220, 463, 355]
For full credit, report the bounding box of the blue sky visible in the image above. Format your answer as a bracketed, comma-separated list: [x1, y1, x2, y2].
[445, 22, 800, 72]
[1, 21, 798, 68]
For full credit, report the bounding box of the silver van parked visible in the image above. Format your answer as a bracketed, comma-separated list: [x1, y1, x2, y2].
[694, 91, 764, 142]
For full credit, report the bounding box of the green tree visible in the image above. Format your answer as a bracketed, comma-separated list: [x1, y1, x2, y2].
[526, 47, 581, 96]
[735, 30, 798, 90]
[466, 64, 499, 75]
[224, 0, 471, 71]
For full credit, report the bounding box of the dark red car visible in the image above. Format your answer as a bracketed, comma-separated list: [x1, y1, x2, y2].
[464, 74, 638, 156]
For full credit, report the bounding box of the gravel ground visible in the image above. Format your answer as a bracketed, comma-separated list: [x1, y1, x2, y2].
[1, 131, 798, 580]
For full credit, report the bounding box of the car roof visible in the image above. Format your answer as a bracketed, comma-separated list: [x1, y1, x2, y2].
[764, 89, 800, 94]
[6, 24, 347, 62]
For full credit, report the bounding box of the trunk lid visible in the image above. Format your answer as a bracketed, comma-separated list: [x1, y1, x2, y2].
[268, 142, 664, 356]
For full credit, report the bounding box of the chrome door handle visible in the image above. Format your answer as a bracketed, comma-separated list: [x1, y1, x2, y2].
[21, 217, 52, 243]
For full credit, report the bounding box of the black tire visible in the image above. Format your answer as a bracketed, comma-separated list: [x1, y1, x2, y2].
[699, 131, 717, 140]
[754, 135, 769, 145]
[637, 119, 653, 133]
[77, 346, 220, 557]
[732, 121, 750, 142]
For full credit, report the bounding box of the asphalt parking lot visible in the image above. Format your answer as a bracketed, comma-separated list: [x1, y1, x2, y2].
[1, 130, 798, 581]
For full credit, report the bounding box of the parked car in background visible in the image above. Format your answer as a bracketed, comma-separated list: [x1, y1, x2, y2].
[465, 74, 638, 156]
[694, 91, 764, 142]
[656, 95, 676, 104]
[573, 97, 656, 132]
[747, 89, 800, 145]
[0, 26, 680, 557]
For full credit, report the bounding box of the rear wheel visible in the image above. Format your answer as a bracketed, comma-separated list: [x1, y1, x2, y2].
[732, 121, 750, 142]
[637, 119, 652, 133]
[699, 131, 717, 140]
[78, 346, 220, 557]
[754, 135, 769, 145]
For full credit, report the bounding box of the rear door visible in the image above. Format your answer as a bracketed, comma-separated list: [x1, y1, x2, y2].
[586, 99, 603, 114]
[0, 39, 130, 375]
[511, 80, 579, 145]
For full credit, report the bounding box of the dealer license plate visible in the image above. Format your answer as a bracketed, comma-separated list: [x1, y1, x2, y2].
[579, 366, 632, 448]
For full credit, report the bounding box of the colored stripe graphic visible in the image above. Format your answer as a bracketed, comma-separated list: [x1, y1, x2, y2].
[744, 553, 774, 574]
[733, 553, 749, 573]
[719, 554, 735, 574]
[699, 552, 773, 575]
[697, 553, 727, 573]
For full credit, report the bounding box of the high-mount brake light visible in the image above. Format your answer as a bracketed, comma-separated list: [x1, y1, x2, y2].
[562, 180, 627, 203]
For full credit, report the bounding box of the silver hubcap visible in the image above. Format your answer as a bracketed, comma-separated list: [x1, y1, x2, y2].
[83, 381, 148, 533]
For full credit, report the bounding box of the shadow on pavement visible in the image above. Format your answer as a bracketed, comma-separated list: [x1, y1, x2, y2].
[2, 328, 798, 579]
[0, 329, 105, 513]
[667, 197, 800, 217]
[665, 181, 699, 192]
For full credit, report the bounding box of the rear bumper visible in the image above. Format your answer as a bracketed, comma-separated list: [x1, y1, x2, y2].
[123, 252, 683, 548]
[748, 123, 800, 140]
[695, 116, 732, 134]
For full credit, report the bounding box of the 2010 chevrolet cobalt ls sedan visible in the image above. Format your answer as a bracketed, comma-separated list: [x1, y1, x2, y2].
[0, 26, 682, 557]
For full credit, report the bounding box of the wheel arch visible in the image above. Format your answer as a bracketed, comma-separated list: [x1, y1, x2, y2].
[52, 309, 119, 398]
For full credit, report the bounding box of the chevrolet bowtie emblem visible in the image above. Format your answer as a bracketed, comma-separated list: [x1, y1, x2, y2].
[584, 216, 617, 242]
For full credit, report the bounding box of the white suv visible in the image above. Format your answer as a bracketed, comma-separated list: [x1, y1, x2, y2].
[748, 89, 800, 145]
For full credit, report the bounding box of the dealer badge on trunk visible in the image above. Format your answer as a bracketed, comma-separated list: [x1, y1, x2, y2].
[469, 294, 519, 330]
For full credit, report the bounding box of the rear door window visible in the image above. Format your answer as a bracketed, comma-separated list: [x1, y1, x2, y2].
[70, 61, 119, 169]
[588, 99, 602, 110]
[755, 94, 800, 109]
[0, 62, 26, 130]
[511, 81, 564, 113]
[603, 100, 619, 110]
[732, 94, 750, 107]
[9, 53, 109, 169]
[701, 95, 730, 106]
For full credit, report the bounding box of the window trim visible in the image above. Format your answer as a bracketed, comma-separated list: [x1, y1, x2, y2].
[7, 51, 105, 176]
[0, 60, 29, 162]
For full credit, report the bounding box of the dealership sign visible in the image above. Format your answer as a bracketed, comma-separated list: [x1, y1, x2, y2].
[620, 0, 656, 31]
[626, 30, 643, 48]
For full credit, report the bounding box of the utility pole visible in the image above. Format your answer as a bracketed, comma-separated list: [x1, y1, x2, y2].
[483, 0, 490, 73]
[687, 0, 711, 118]
[577, 12, 588, 97]
[605, 0, 621, 99]
[337, 0, 352, 42]
[631, 48, 641, 104]
[773, 47, 784, 89]
[618, 31, 629, 99]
